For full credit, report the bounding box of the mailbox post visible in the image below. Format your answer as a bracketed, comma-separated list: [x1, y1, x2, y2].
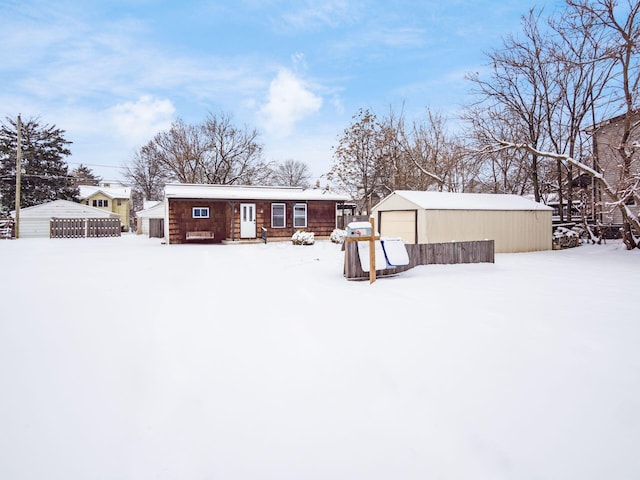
[345, 218, 380, 284]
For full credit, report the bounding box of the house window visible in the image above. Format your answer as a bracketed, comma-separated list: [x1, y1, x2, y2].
[92, 200, 97, 207]
[271, 203, 286, 228]
[192, 207, 209, 218]
[102, 199, 109, 208]
[117, 199, 122, 206]
[293, 203, 307, 228]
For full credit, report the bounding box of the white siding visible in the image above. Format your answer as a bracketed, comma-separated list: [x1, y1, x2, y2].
[18, 218, 52, 238]
[14, 200, 118, 238]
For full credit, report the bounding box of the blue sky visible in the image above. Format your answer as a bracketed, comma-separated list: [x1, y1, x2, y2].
[1, 0, 558, 184]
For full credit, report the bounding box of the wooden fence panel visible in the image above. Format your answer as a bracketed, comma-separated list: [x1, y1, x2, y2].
[50, 218, 121, 238]
[344, 240, 495, 280]
[149, 218, 165, 238]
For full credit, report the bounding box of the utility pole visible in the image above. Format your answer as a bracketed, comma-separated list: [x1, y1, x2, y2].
[15, 114, 22, 238]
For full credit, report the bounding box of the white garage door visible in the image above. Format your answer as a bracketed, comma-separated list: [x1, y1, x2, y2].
[379, 210, 416, 243]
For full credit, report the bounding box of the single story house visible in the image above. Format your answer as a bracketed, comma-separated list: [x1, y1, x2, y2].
[164, 183, 350, 244]
[370, 190, 553, 253]
[135, 201, 165, 237]
[11, 199, 120, 238]
[78, 184, 131, 231]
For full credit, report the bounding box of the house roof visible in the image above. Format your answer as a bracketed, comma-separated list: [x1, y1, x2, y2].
[11, 199, 120, 218]
[78, 185, 131, 200]
[136, 201, 165, 218]
[164, 183, 350, 202]
[375, 190, 553, 211]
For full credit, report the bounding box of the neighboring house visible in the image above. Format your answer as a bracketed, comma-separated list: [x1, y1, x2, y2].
[590, 112, 640, 227]
[164, 183, 350, 244]
[78, 184, 131, 231]
[136, 201, 165, 237]
[10, 199, 119, 238]
[370, 190, 553, 253]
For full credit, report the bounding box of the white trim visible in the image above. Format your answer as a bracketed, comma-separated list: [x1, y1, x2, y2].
[192, 207, 210, 218]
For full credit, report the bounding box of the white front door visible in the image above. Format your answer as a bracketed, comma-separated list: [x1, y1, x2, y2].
[240, 203, 256, 238]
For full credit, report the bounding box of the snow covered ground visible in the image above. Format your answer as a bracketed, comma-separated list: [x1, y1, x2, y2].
[1, 234, 638, 480]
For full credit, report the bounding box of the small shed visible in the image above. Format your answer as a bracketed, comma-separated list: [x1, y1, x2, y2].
[135, 201, 165, 237]
[371, 190, 553, 253]
[11, 199, 120, 238]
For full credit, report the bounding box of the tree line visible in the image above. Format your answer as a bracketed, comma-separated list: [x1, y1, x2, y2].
[329, 0, 639, 248]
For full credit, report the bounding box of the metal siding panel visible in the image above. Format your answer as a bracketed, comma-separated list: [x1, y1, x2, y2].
[422, 210, 551, 253]
[379, 210, 417, 243]
[18, 218, 50, 238]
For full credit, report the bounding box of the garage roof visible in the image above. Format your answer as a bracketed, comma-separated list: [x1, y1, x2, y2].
[377, 190, 553, 211]
[11, 199, 120, 218]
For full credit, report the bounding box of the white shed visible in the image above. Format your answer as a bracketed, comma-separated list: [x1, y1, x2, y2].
[135, 201, 165, 236]
[371, 191, 553, 253]
[11, 199, 119, 238]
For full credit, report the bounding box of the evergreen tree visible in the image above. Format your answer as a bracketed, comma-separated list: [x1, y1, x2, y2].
[0, 116, 78, 212]
[71, 164, 101, 188]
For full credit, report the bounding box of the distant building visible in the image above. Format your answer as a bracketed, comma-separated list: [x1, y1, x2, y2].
[591, 112, 640, 227]
[78, 183, 131, 231]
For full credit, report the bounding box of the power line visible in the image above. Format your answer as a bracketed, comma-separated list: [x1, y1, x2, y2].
[66, 161, 123, 170]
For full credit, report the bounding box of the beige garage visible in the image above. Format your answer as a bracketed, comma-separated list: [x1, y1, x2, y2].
[371, 190, 553, 253]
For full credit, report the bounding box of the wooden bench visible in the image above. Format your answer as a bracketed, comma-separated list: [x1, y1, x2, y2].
[186, 231, 215, 241]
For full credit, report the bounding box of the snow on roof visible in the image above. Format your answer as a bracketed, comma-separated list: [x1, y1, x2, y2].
[136, 201, 165, 218]
[78, 185, 131, 200]
[11, 199, 120, 218]
[380, 190, 553, 211]
[164, 183, 350, 202]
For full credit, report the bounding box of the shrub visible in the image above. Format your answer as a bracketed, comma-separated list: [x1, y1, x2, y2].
[330, 228, 346, 244]
[292, 230, 315, 245]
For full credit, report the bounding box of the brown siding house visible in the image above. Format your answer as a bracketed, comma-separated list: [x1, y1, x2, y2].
[164, 184, 350, 244]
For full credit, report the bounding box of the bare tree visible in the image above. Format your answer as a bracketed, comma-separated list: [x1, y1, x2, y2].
[329, 108, 387, 214]
[466, 8, 554, 202]
[270, 159, 312, 187]
[401, 109, 477, 192]
[569, 0, 640, 248]
[200, 112, 270, 185]
[144, 118, 206, 184]
[545, 2, 613, 221]
[464, 106, 534, 194]
[136, 113, 269, 186]
[122, 147, 170, 212]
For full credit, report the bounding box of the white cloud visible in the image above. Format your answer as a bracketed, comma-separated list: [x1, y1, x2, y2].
[278, 0, 360, 30]
[109, 95, 175, 145]
[258, 69, 323, 137]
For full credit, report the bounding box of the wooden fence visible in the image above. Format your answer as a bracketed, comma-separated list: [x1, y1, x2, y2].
[50, 218, 121, 238]
[344, 240, 495, 280]
[149, 218, 165, 238]
[0, 218, 14, 239]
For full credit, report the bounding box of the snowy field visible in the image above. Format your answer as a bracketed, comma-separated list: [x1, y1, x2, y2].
[1, 234, 639, 480]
